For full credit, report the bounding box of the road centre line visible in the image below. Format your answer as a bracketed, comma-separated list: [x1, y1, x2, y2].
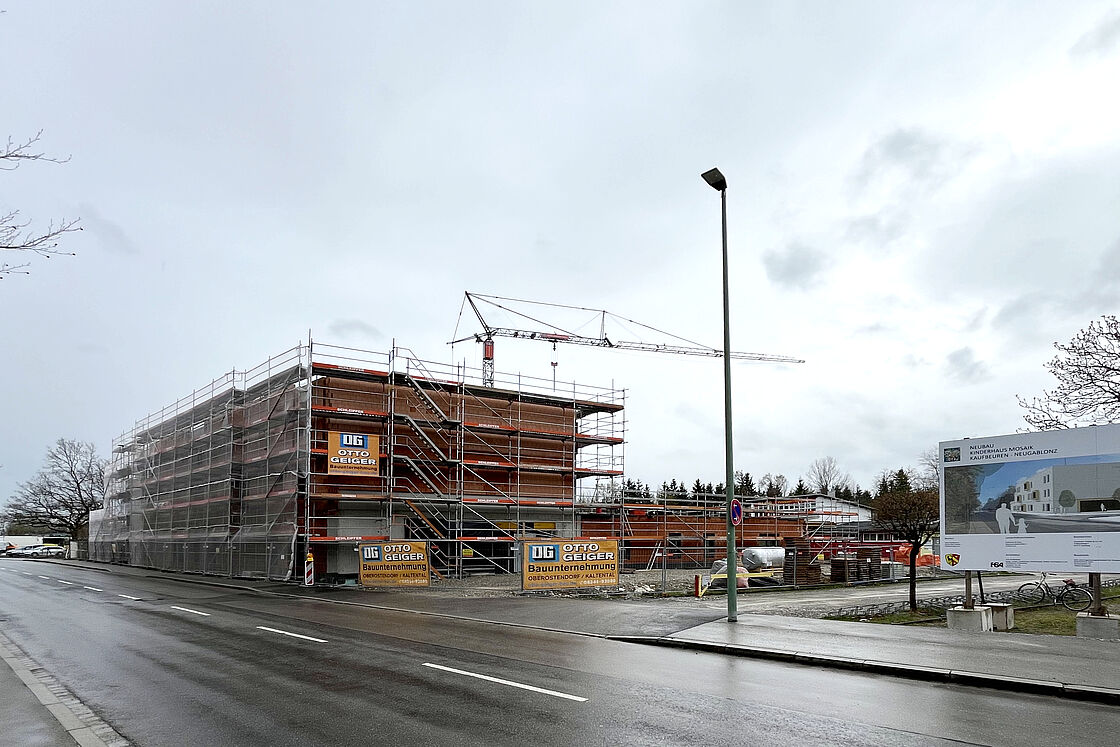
[118, 594, 141, 600]
[38, 575, 51, 580]
[170, 606, 211, 616]
[83, 586, 103, 592]
[256, 626, 328, 643]
[57, 580, 74, 585]
[422, 662, 587, 702]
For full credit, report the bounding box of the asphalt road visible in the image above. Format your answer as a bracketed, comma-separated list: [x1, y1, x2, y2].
[3, 559, 1120, 746]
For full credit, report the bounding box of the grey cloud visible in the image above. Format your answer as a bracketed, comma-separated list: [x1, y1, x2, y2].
[1098, 236, 1120, 278]
[1070, 9, 1120, 59]
[854, 323, 891, 336]
[761, 242, 829, 290]
[854, 128, 975, 194]
[77, 203, 140, 255]
[846, 211, 905, 248]
[946, 347, 989, 383]
[964, 307, 988, 333]
[327, 319, 384, 340]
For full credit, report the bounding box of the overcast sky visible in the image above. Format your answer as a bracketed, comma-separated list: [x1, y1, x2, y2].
[3, 2, 1120, 503]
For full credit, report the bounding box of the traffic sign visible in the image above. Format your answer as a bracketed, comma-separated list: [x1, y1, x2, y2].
[730, 498, 743, 526]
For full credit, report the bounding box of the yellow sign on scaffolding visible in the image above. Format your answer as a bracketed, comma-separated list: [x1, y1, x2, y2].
[327, 431, 380, 476]
[521, 539, 620, 591]
[359, 541, 431, 587]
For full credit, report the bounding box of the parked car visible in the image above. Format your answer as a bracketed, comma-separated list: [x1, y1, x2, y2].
[4, 545, 43, 557]
[5, 544, 64, 558]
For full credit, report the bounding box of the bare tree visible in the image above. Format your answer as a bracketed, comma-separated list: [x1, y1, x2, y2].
[915, 447, 940, 491]
[759, 473, 788, 497]
[2, 439, 105, 538]
[1018, 315, 1120, 429]
[2, 130, 81, 277]
[875, 488, 939, 611]
[805, 456, 852, 495]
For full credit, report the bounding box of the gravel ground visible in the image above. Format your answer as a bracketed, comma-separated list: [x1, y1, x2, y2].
[421, 565, 956, 619]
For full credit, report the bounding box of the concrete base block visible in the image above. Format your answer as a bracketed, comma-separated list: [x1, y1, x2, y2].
[988, 602, 1015, 631]
[1076, 613, 1120, 640]
[947, 605, 993, 632]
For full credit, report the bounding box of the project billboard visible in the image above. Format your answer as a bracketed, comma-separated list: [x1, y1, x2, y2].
[521, 539, 620, 591]
[939, 424, 1120, 572]
[358, 541, 431, 587]
[327, 431, 379, 476]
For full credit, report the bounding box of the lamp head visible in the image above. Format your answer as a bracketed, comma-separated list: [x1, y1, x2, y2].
[701, 168, 727, 191]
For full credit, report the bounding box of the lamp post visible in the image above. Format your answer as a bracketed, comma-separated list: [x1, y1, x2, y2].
[701, 167, 737, 623]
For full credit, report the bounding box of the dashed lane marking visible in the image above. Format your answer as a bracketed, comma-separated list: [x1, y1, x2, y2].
[170, 606, 211, 616]
[58, 580, 74, 585]
[83, 586, 104, 592]
[118, 594, 141, 600]
[256, 626, 328, 643]
[422, 662, 587, 702]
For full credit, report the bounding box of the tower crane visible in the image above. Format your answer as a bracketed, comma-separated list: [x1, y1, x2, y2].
[450, 292, 804, 386]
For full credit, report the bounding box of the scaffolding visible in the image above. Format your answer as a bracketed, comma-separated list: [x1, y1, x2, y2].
[90, 340, 626, 581]
[89, 339, 884, 586]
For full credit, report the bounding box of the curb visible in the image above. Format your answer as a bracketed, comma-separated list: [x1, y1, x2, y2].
[609, 635, 1120, 705]
[0, 631, 130, 746]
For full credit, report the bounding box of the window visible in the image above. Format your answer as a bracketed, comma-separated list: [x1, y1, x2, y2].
[1023, 481, 1033, 490]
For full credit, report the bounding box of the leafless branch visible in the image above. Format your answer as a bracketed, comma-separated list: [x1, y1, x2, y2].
[1, 129, 82, 277]
[1018, 315, 1120, 429]
[1, 130, 72, 170]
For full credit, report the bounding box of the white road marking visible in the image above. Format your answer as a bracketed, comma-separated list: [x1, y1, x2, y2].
[170, 606, 210, 616]
[118, 594, 141, 600]
[38, 575, 51, 580]
[256, 626, 328, 643]
[58, 580, 74, 585]
[83, 586, 103, 592]
[422, 662, 587, 702]
[22, 572, 33, 575]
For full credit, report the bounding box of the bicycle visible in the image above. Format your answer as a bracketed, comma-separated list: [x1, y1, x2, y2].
[1015, 572, 1092, 611]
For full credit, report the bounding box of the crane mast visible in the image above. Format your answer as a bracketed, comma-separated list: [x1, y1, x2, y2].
[453, 292, 803, 386]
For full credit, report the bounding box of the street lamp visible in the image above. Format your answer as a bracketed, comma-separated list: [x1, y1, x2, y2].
[701, 167, 736, 623]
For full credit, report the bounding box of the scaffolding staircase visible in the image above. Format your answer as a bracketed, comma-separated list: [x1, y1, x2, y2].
[403, 499, 449, 577]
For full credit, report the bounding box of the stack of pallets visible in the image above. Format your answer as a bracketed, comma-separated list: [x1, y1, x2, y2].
[782, 538, 821, 585]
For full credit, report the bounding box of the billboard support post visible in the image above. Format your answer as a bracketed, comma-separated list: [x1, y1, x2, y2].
[1090, 573, 1105, 616]
[963, 571, 973, 610]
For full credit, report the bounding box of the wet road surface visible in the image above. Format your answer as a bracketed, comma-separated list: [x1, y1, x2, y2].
[3, 559, 1118, 746]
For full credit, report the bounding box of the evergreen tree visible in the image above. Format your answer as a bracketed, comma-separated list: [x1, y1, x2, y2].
[735, 470, 757, 496]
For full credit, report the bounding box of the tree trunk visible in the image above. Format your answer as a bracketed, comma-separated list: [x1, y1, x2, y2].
[909, 541, 919, 611]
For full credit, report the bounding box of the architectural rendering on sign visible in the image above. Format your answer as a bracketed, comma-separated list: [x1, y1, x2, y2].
[939, 424, 1120, 572]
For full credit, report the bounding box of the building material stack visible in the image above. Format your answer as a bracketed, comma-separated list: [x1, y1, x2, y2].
[782, 537, 821, 585]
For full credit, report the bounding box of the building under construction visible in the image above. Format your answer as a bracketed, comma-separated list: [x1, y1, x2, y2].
[90, 342, 630, 580]
[89, 341, 828, 583]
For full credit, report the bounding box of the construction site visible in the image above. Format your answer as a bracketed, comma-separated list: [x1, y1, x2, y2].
[89, 297, 901, 585]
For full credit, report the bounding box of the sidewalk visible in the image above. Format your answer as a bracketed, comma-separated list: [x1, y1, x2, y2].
[617, 612, 1120, 705]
